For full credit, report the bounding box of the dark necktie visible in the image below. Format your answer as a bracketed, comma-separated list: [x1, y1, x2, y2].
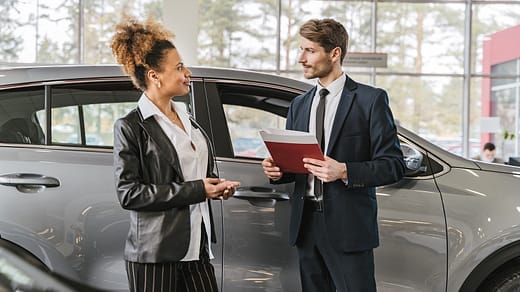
[314, 88, 329, 198]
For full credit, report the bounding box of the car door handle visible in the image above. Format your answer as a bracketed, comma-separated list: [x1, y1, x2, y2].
[233, 187, 289, 201]
[0, 173, 60, 193]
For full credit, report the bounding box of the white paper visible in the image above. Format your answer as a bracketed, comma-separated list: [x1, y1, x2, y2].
[259, 128, 318, 144]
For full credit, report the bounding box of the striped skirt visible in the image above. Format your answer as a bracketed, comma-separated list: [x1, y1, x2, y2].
[125, 225, 218, 292]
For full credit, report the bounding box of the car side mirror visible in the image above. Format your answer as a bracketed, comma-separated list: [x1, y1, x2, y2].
[401, 143, 425, 175]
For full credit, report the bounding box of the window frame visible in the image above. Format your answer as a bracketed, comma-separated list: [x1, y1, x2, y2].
[0, 85, 46, 146]
[48, 79, 141, 148]
[199, 79, 303, 159]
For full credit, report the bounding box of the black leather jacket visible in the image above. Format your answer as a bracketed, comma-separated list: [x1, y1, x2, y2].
[113, 108, 217, 263]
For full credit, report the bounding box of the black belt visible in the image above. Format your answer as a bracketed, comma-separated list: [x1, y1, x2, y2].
[305, 197, 323, 212]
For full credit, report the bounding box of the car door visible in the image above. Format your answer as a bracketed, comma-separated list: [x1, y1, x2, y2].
[192, 79, 301, 292]
[0, 81, 140, 290]
[48, 80, 225, 291]
[44, 81, 142, 290]
[0, 85, 83, 282]
[375, 134, 448, 291]
[0, 79, 225, 291]
[190, 75, 448, 292]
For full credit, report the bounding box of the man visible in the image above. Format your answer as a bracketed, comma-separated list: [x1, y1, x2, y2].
[262, 18, 405, 292]
[473, 142, 504, 163]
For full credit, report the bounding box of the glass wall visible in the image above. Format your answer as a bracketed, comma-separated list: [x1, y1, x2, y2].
[0, 0, 161, 65]
[490, 64, 520, 159]
[471, 2, 520, 161]
[376, 2, 466, 75]
[1, 0, 519, 160]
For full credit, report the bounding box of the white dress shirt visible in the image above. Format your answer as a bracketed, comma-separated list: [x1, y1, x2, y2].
[306, 74, 346, 197]
[138, 94, 214, 261]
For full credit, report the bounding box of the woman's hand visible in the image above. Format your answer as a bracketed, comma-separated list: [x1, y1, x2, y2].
[203, 178, 240, 200]
[220, 179, 240, 200]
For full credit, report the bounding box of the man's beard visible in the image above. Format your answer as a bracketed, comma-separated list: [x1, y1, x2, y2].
[304, 63, 333, 79]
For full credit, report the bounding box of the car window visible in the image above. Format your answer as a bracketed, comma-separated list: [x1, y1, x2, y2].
[213, 82, 295, 159]
[49, 102, 138, 146]
[46, 81, 190, 147]
[0, 86, 46, 145]
[48, 82, 140, 147]
[223, 104, 285, 158]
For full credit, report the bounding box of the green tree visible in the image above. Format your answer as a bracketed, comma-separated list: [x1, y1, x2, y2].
[320, 2, 372, 53]
[198, 0, 249, 67]
[31, 0, 162, 64]
[0, 0, 25, 63]
[35, 0, 81, 63]
[143, 0, 162, 20]
[376, 3, 465, 136]
[280, 0, 312, 71]
[281, 1, 373, 71]
[37, 35, 63, 63]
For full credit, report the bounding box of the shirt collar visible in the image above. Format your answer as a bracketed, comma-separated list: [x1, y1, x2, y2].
[138, 93, 192, 134]
[138, 93, 159, 120]
[317, 73, 346, 98]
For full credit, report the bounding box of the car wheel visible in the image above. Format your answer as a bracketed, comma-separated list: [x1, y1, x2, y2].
[0, 239, 49, 271]
[478, 265, 520, 292]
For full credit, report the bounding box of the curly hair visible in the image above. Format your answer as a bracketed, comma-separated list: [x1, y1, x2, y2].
[111, 17, 175, 90]
[299, 18, 349, 64]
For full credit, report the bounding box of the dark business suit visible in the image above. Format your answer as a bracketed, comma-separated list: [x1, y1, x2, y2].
[275, 75, 405, 291]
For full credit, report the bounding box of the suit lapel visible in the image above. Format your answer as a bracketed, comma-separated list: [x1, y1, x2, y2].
[139, 113, 184, 180]
[297, 87, 316, 132]
[327, 75, 357, 155]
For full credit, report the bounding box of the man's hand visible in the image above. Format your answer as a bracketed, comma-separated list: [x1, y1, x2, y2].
[303, 156, 347, 182]
[262, 157, 283, 180]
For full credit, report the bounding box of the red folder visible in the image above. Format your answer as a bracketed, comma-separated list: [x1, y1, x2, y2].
[259, 128, 324, 174]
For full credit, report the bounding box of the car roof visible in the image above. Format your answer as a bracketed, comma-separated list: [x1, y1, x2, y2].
[0, 64, 312, 92]
[0, 64, 486, 171]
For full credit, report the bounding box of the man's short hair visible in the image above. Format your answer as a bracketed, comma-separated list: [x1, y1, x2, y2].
[483, 142, 496, 151]
[299, 18, 349, 64]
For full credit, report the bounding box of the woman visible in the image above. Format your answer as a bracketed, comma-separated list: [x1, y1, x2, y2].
[111, 17, 239, 292]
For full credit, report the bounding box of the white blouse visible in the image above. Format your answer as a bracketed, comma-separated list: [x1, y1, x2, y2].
[138, 94, 213, 261]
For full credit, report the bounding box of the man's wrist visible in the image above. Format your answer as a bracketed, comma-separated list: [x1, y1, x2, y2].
[341, 163, 348, 185]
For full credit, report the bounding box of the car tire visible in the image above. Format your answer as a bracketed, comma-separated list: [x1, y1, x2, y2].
[478, 264, 520, 292]
[0, 239, 49, 271]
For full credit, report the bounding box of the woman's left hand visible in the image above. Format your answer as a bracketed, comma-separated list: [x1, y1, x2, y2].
[218, 179, 240, 200]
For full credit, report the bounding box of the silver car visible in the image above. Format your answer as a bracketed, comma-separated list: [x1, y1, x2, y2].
[0, 239, 104, 291]
[0, 65, 520, 292]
